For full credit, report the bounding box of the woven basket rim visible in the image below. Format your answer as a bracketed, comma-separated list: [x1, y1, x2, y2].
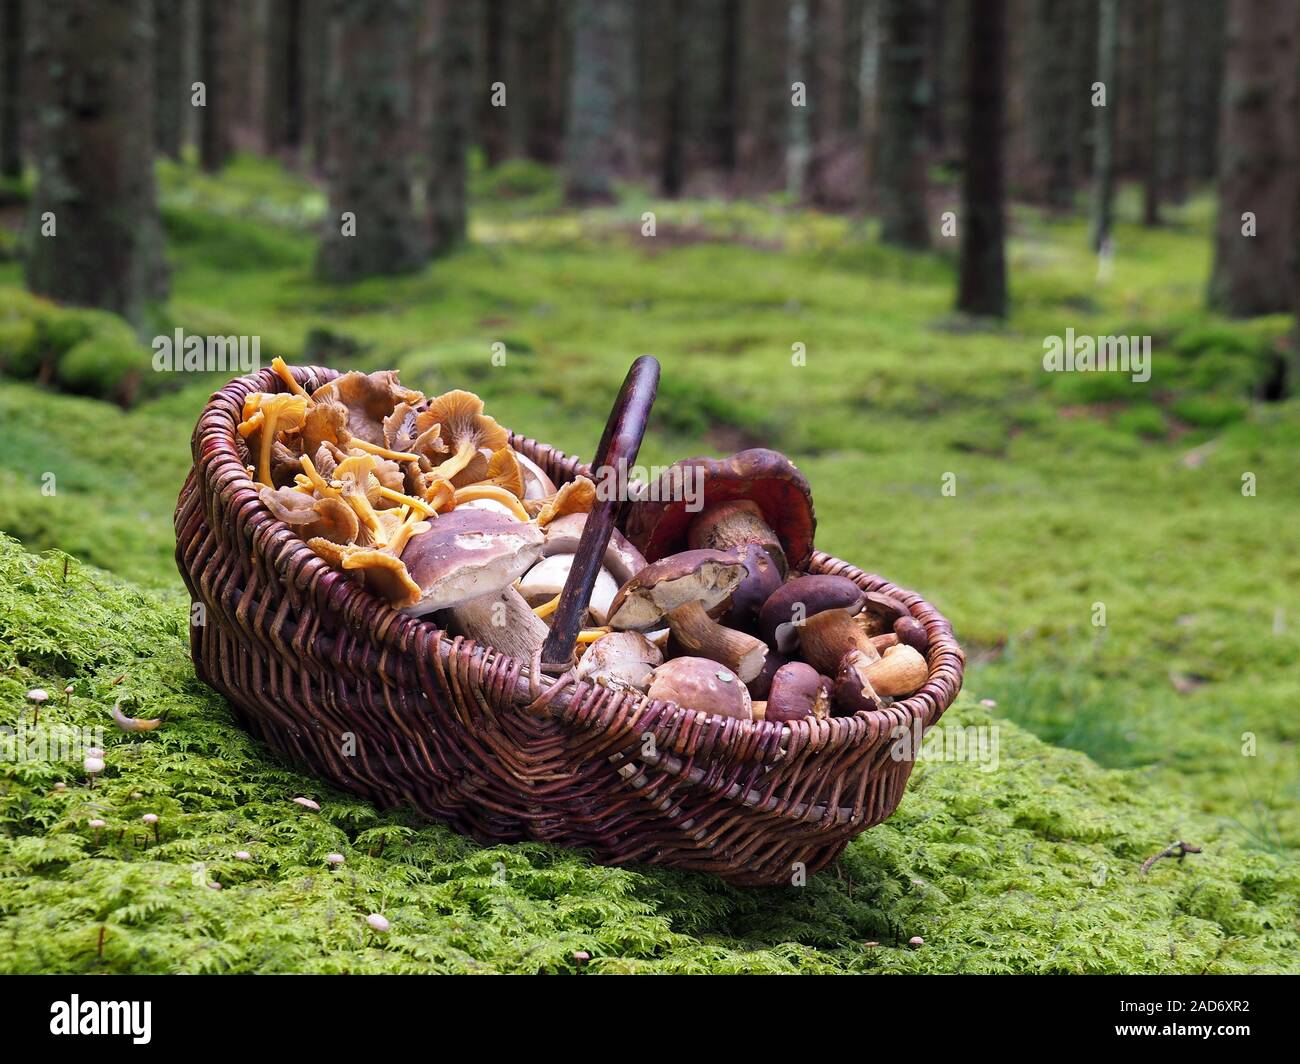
[189, 365, 964, 765]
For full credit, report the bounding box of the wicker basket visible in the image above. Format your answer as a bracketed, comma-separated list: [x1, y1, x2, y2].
[174, 364, 964, 886]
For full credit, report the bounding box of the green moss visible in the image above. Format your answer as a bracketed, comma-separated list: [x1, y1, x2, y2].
[0, 537, 1294, 974]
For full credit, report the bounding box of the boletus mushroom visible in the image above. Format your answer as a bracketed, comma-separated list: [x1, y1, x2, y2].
[576, 631, 663, 692]
[624, 448, 816, 571]
[606, 549, 767, 682]
[757, 574, 863, 654]
[763, 661, 832, 723]
[645, 657, 752, 721]
[398, 507, 548, 659]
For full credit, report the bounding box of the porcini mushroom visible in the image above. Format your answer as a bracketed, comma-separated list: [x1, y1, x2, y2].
[541, 512, 647, 585]
[765, 661, 832, 723]
[757, 575, 864, 654]
[645, 657, 752, 720]
[687, 498, 789, 575]
[606, 549, 767, 682]
[625, 449, 816, 571]
[519, 554, 620, 625]
[399, 508, 549, 659]
[796, 605, 881, 675]
[893, 615, 930, 656]
[860, 644, 929, 697]
[576, 631, 663, 691]
[833, 650, 883, 716]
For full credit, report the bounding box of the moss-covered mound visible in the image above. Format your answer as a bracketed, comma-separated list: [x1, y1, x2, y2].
[1, 536, 1294, 974]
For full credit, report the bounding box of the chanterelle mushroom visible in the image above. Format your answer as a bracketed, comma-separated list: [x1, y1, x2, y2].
[239, 392, 309, 487]
[311, 370, 423, 447]
[606, 549, 767, 682]
[399, 507, 548, 659]
[424, 390, 509, 484]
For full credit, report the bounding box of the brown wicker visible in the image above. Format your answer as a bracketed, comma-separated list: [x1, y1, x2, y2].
[174, 365, 965, 886]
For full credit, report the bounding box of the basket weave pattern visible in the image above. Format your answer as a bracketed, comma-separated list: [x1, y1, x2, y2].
[174, 366, 964, 885]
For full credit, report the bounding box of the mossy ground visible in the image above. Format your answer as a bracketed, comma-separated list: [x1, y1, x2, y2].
[0, 157, 1296, 972]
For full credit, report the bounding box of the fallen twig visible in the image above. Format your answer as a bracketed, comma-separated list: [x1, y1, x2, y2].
[1141, 840, 1202, 875]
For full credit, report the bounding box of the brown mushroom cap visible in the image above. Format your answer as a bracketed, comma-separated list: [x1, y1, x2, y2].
[541, 512, 647, 585]
[646, 657, 752, 721]
[311, 370, 422, 447]
[757, 574, 864, 653]
[766, 661, 832, 723]
[624, 449, 816, 571]
[722, 542, 784, 629]
[399, 508, 544, 616]
[576, 631, 663, 692]
[605, 549, 746, 631]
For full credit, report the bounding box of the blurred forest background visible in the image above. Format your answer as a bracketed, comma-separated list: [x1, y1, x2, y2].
[0, 0, 1297, 973]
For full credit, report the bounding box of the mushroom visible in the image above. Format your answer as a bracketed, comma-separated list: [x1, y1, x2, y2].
[576, 631, 663, 691]
[606, 549, 767, 682]
[757, 575, 864, 654]
[765, 661, 832, 723]
[479, 447, 525, 497]
[721, 542, 783, 629]
[624, 449, 817, 572]
[292, 796, 321, 811]
[366, 913, 391, 933]
[26, 688, 48, 723]
[238, 392, 309, 487]
[326, 853, 345, 867]
[688, 498, 789, 575]
[111, 699, 163, 733]
[796, 605, 881, 675]
[310, 369, 423, 447]
[532, 476, 597, 526]
[893, 615, 930, 656]
[645, 657, 752, 721]
[142, 813, 160, 845]
[857, 592, 911, 636]
[514, 451, 557, 500]
[259, 486, 360, 545]
[746, 650, 790, 700]
[519, 554, 620, 625]
[833, 650, 883, 716]
[541, 513, 647, 585]
[399, 508, 549, 660]
[423, 389, 510, 483]
[863, 644, 929, 697]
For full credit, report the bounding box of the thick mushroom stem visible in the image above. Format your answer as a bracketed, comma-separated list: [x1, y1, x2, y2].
[797, 607, 881, 675]
[665, 601, 767, 682]
[687, 499, 788, 575]
[448, 586, 549, 660]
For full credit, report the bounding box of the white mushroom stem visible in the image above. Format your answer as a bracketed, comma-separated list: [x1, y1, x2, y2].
[576, 632, 663, 691]
[449, 585, 549, 660]
[518, 553, 619, 624]
[665, 602, 767, 682]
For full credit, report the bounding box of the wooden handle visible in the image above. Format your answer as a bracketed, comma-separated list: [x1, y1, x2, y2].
[541, 356, 660, 667]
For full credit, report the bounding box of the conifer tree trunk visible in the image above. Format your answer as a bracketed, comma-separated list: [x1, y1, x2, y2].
[198, 0, 236, 170]
[1028, 0, 1078, 207]
[876, 0, 931, 248]
[299, 0, 329, 171]
[1209, 0, 1299, 315]
[738, 0, 789, 192]
[479, 0, 508, 167]
[1089, 0, 1118, 251]
[427, 0, 474, 256]
[563, 0, 633, 205]
[153, 0, 184, 159]
[264, 0, 302, 153]
[660, 0, 687, 197]
[1, 0, 25, 178]
[786, 0, 812, 201]
[1157, 0, 1188, 204]
[315, 0, 424, 282]
[25, 0, 167, 325]
[956, 0, 1007, 317]
[1140, 0, 1161, 226]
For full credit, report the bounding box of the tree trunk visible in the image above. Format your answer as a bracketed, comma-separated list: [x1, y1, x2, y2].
[1089, 0, 1118, 251]
[860, 0, 881, 207]
[1186, 0, 1226, 183]
[737, 0, 789, 192]
[25, 0, 167, 325]
[1209, 0, 1299, 316]
[198, 0, 236, 170]
[956, 0, 1007, 317]
[153, 0, 184, 159]
[299, 0, 329, 172]
[427, 0, 474, 256]
[1140, 0, 1161, 225]
[0, 0, 23, 179]
[478, 0, 508, 167]
[660, 0, 687, 197]
[876, 0, 931, 249]
[264, 0, 302, 153]
[563, 0, 633, 205]
[1157, 0, 1187, 203]
[786, 0, 812, 201]
[1028, 0, 1078, 207]
[315, 0, 424, 282]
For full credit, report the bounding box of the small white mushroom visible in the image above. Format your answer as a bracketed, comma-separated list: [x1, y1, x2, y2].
[519, 554, 619, 624]
[53, 782, 67, 793]
[326, 853, 345, 867]
[86, 747, 105, 759]
[292, 796, 321, 811]
[27, 688, 49, 703]
[84, 756, 105, 778]
[366, 913, 390, 933]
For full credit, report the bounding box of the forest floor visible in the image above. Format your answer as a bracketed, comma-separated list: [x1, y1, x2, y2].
[0, 157, 1296, 972]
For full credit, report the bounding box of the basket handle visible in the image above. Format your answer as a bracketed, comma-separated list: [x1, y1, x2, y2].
[541, 355, 660, 667]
